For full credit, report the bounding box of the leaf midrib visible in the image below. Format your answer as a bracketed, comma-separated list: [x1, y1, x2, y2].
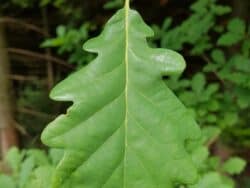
[124, 0, 129, 187]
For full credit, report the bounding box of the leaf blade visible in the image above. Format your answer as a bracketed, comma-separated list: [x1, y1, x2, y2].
[42, 7, 201, 188]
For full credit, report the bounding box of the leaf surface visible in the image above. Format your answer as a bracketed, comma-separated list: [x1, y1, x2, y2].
[222, 157, 246, 175]
[42, 4, 201, 188]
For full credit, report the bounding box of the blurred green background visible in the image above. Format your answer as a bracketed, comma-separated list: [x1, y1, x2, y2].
[0, 0, 249, 187]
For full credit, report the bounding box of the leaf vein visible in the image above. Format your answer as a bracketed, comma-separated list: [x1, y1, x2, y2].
[128, 146, 159, 188]
[128, 112, 165, 146]
[54, 90, 125, 140]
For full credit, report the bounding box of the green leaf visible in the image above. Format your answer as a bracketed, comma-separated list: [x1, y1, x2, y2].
[205, 114, 217, 123]
[191, 36, 212, 55]
[190, 172, 234, 188]
[179, 91, 197, 106]
[40, 0, 51, 6]
[56, 25, 66, 37]
[217, 33, 243, 46]
[26, 166, 54, 188]
[211, 49, 225, 64]
[231, 55, 250, 72]
[227, 18, 246, 35]
[210, 5, 231, 15]
[222, 157, 246, 175]
[191, 73, 206, 94]
[161, 13, 214, 50]
[19, 157, 35, 188]
[26, 149, 50, 166]
[5, 147, 24, 174]
[217, 18, 246, 46]
[201, 126, 221, 145]
[0, 175, 15, 188]
[162, 18, 172, 31]
[206, 100, 220, 112]
[208, 157, 221, 170]
[104, 0, 124, 10]
[242, 39, 250, 56]
[49, 149, 64, 166]
[191, 147, 209, 169]
[42, 4, 201, 188]
[220, 112, 238, 128]
[203, 84, 219, 100]
[190, 0, 210, 13]
[235, 87, 250, 109]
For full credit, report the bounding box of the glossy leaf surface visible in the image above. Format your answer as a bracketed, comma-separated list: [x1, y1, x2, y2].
[42, 3, 201, 188]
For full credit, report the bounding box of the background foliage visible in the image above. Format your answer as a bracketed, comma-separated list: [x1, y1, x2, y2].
[0, 0, 249, 187]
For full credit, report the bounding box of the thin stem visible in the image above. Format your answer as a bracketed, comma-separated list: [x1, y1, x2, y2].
[0, 17, 48, 36]
[7, 48, 74, 69]
[125, 0, 129, 9]
[42, 7, 54, 90]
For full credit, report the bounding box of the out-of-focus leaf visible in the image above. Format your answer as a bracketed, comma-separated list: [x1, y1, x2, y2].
[19, 157, 35, 188]
[211, 49, 225, 64]
[27, 166, 54, 188]
[190, 172, 234, 188]
[26, 150, 50, 166]
[222, 157, 246, 175]
[201, 126, 221, 145]
[0, 175, 15, 188]
[191, 73, 206, 94]
[227, 18, 246, 35]
[5, 147, 24, 174]
[217, 33, 243, 46]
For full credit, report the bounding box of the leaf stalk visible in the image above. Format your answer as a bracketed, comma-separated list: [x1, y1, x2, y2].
[125, 0, 129, 9]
